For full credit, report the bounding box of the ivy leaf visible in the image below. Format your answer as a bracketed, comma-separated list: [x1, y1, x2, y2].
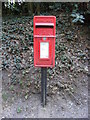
[79, 15, 85, 19]
[17, 107, 22, 113]
[79, 19, 84, 23]
[71, 13, 76, 17]
[25, 94, 29, 100]
[72, 18, 78, 23]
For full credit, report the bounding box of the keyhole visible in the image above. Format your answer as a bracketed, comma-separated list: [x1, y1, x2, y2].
[43, 37, 46, 40]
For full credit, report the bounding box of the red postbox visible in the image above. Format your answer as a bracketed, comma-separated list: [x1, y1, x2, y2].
[33, 16, 56, 67]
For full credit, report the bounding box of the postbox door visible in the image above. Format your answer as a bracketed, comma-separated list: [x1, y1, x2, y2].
[34, 37, 55, 67]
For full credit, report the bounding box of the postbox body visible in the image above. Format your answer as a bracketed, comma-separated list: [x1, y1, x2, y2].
[34, 16, 56, 67]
